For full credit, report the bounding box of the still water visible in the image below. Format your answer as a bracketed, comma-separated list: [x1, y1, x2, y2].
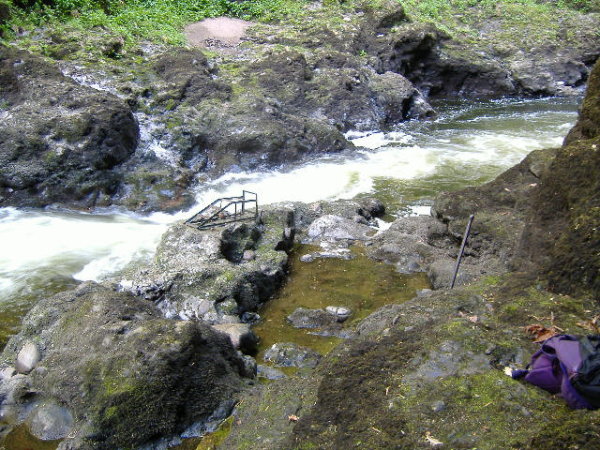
[0, 96, 579, 346]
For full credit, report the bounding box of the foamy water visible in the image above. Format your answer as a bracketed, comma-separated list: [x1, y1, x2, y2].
[0, 97, 579, 308]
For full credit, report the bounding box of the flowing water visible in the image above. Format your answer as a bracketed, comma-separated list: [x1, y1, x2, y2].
[0, 97, 579, 349]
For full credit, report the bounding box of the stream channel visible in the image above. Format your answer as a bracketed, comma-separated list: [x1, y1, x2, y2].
[0, 95, 581, 447]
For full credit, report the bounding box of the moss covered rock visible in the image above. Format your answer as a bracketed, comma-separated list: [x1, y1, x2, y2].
[0, 45, 138, 209]
[0, 282, 247, 448]
[518, 62, 600, 296]
[121, 206, 295, 324]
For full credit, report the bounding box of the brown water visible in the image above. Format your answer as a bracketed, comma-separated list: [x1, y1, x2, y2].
[253, 244, 431, 363]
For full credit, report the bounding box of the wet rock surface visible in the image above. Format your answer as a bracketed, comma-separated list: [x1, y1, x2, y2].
[0, 45, 138, 209]
[263, 343, 322, 369]
[2, 1, 598, 211]
[121, 207, 295, 324]
[219, 58, 600, 450]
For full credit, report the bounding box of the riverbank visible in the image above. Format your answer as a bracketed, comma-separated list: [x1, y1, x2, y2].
[1, 0, 599, 211]
[0, 0, 599, 448]
[219, 60, 600, 449]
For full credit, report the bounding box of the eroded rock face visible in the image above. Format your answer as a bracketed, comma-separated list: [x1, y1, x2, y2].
[518, 59, 600, 296]
[0, 282, 247, 448]
[122, 207, 295, 324]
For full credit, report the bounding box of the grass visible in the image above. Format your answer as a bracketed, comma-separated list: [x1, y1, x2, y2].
[2, 0, 598, 51]
[1, 0, 309, 46]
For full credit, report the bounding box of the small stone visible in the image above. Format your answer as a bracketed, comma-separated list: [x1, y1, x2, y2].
[431, 400, 446, 413]
[15, 342, 41, 374]
[300, 254, 315, 263]
[241, 312, 260, 324]
[325, 306, 352, 322]
[242, 250, 256, 261]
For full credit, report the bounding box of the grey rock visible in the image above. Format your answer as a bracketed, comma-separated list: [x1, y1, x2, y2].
[263, 343, 321, 368]
[306, 215, 372, 242]
[325, 306, 352, 322]
[257, 365, 287, 380]
[212, 323, 259, 354]
[240, 354, 257, 379]
[0, 282, 248, 449]
[15, 342, 41, 375]
[427, 258, 475, 290]
[27, 402, 74, 441]
[431, 400, 446, 413]
[403, 340, 490, 384]
[287, 308, 339, 329]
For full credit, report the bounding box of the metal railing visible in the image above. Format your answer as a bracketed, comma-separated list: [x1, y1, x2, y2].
[185, 190, 258, 230]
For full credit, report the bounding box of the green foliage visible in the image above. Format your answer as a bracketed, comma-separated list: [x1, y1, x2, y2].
[1, 0, 597, 49]
[2, 0, 310, 46]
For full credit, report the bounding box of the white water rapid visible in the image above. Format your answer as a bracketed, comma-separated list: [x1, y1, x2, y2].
[0, 96, 580, 337]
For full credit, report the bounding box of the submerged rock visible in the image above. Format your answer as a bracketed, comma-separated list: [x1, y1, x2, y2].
[27, 402, 74, 441]
[264, 343, 321, 369]
[287, 308, 340, 329]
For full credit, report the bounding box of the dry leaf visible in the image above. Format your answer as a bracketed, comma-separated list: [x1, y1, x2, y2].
[288, 415, 299, 422]
[468, 315, 478, 323]
[425, 431, 443, 447]
[524, 324, 559, 342]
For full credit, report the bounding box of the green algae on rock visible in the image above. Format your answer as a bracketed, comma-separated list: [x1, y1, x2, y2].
[0, 282, 249, 448]
[519, 60, 600, 297]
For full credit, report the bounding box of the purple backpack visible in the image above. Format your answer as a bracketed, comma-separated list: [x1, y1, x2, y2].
[512, 334, 595, 409]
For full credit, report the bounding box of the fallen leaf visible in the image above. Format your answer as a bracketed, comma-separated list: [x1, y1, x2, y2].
[468, 315, 478, 323]
[524, 324, 559, 342]
[288, 415, 299, 422]
[425, 431, 443, 447]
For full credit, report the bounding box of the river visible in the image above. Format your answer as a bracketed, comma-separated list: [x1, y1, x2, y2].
[0, 96, 580, 347]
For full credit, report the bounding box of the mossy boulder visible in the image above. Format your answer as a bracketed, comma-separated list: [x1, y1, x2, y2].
[519, 61, 600, 296]
[566, 59, 600, 144]
[0, 45, 138, 209]
[281, 276, 600, 449]
[0, 282, 247, 448]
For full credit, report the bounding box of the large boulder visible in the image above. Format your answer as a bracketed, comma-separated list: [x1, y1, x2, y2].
[0, 282, 247, 448]
[122, 207, 295, 324]
[0, 45, 138, 209]
[432, 148, 558, 269]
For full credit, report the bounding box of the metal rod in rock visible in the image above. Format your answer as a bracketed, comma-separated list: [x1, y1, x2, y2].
[450, 214, 475, 289]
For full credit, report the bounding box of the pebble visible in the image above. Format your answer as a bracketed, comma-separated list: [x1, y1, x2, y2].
[325, 306, 352, 322]
[15, 341, 41, 374]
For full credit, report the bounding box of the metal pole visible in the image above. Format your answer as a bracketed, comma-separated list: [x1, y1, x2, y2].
[451, 214, 475, 289]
